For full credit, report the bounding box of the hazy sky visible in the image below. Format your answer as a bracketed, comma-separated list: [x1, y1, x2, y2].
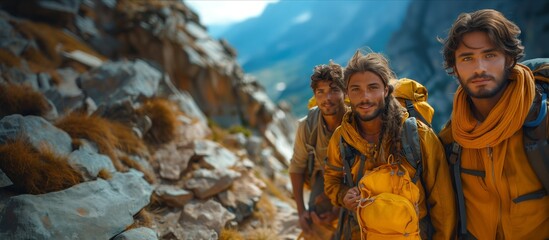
[186, 0, 278, 26]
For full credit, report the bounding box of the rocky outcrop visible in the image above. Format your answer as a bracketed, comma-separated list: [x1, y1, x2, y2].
[0, 0, 298, 239]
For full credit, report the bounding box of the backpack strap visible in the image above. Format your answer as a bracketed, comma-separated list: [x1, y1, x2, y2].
[522, 81, 549, 197]
[405, 99, 432, 128]
[335, 136, 366, 240]
[304, 107, 321, 181]
[401, 117, 438, 237]
[401, 117, 422, 183]
[339, 136, 364, 187]
[446, 141, 468, 236]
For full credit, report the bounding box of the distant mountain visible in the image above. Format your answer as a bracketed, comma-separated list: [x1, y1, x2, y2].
[220, 0, 411, 117]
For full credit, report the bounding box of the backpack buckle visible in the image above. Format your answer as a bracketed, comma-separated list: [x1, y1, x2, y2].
[448, 142, 461, 164]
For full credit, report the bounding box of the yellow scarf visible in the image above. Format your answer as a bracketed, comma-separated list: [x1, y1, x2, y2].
[452, 64, 535, 148]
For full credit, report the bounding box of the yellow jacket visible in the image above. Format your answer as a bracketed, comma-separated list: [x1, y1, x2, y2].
[439, 64, 549, 239]
[324, 111, 456, 240]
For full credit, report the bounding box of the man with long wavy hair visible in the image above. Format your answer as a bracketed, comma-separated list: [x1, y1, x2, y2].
[324, 50, 456, 239]
[438, 9, 549, 239]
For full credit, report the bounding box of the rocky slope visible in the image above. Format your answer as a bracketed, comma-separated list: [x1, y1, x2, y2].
[0, 0, 299, 239]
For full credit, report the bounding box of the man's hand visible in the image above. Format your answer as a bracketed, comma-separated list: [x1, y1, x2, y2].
[343, 187, 360, 211]
[298, 210, 312, 233]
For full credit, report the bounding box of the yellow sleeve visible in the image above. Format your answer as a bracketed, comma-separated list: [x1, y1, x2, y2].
[419, 123, 457, 240]
[324, 128, 350, 207]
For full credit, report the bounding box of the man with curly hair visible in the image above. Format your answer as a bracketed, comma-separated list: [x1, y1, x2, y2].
[438, 9, 549, 239]
[289, 61, 346, 239]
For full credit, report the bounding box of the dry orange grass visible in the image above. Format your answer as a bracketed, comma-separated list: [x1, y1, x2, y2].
[126, 209, 153, 230]
[137, 98, 179, 145]
[254, 171, 294, 207]
[219, 228, 245, 240]
[12, 20, 106, 72]
[0, 48, 22, 68]
[143, 192, 164, 213]
[245, 227, 279, 240]
[55, 113, 147, 172]
[0, 139, 83, 194]
[97, 168, 112, 180]
[0, 83, 51, 118]
[253, 194, 277, 225]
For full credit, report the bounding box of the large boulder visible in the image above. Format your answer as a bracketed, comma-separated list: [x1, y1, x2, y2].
[0, 170, 153, 240]
[79, 59, 161, 107]
[0, 114, 72, 156]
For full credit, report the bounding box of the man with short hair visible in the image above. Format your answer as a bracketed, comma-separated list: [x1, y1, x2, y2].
[438, 9, 549, 239]
[324, 50, 456, 239]
[289, 61, 346, 239]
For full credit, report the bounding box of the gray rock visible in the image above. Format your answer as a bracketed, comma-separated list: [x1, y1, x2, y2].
[246, 136, 263, 161]
[185, 22, 210, 40]
[226, 171, 264, 222]
[180, 199, 234, 235]
[75, 15, 100, 39]
[36, 0, 83, 14]
[0, 169, 12, 188]
[179, 222, 218, 240]
[0, 170, 153, 240]
[271, 197, 301, 239]
[218, 190, 236, 208]
[61, 50, 104, 68]
[169, 90, 207, 125]
[193, 140, 237, 170]
[68, 147, 115, 180]
[159, 162, 181, 181]
[185, 168, 241, 199]
[174, 116, 211, 147]
[113, 227, 157, 240]
[0, 114, 72, 156]
[154, 143, 193, 180]
[264, 120, 294, 166]
[79, 60, 161, 106]
[154, 210, 184, 239]
[155, 185, 193, 208]
[43, 89, 85, 116]
[0, 65, 36, 88]
[37, 72, 52, 90]
[0, 13, 29, 56]
[260, 148, 285, 179]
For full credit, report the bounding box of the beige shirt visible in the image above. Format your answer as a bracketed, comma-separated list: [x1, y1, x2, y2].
[289, 111, 334, 174]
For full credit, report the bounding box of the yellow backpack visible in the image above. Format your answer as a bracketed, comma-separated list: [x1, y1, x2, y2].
[356, 156, 421, 240]
[393, 78, 434, 127]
